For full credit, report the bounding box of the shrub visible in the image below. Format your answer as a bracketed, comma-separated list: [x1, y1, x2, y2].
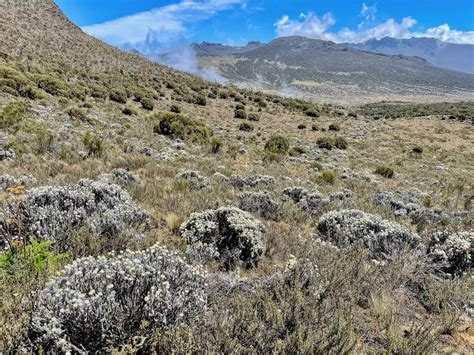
[239, 122, 254, 132]
[375, 166, 395, 178]
[311, 124, 320, 131]
[310, 161, 323, 170]
[91, 85, 109, 99]
[329, 123, 341, 131]
[67, 107, 89, 122]
[238, 191, 280, 221]
[234, 109, 247, 119]
[195, 95, 207, 106]
[109, 88, 128, 103]
[0, 101, 27, 130]
[175, 171, 211, 191]
[305, 109, 320, 118]
[333, 136, 348, 149]
[210, 137, 223, 154]
[264, 135, 290, 156]
[122, 107, 137, 116]
[248, 113, 260, 121]
[317, 136, 348, 150]
[179, 207, 265, 270]
[413, 146, 424, 154]
[27, 121, 54, 154]
[34, 74, 67, 96]
[319, 170, 337, 184]
[26, 244, 207, 352]
[152, 112, 212, 143]
[289, 146, 306, 157]
[140, 97, 154, 111]
[82, 132, 104, 157]
[297, 124, 306, 130]
[235, 104, 246, 111]
[170, 104, 181, 113]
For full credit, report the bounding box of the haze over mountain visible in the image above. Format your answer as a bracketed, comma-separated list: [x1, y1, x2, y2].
[346, 37, 474, 74]
[198, 35, 474, 104]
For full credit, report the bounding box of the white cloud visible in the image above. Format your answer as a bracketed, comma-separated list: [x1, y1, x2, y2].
[274, 7, 474, 45]
[83, 0, 245, 51]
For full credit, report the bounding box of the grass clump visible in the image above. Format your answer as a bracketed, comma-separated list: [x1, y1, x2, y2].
[375, 166, 395, 178]
[239, 122, 254, 132]
[0, 101, 28, 130]
[34, 74, 67, 96]
[152, 112, 212, 143]
[67, 107, 90, 123]
[122, 107, 137, 116]
[170, 104, 182, 113]
[82, 131, 104, 157]
[210, 137, 223, 154]
[319, 170, 337, 184]
[109, 88, 128, 104]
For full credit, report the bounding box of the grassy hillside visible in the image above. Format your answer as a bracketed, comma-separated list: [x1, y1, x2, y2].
[0, 1, 472, 353]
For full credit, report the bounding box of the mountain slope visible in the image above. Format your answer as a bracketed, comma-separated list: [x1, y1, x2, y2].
[191, 41, 264, 56]
[199, 36, 474, 104]
[346, 37, 474, 74]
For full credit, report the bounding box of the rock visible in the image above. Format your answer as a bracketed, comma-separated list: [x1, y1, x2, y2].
[179, 207, 265, 270]
[427, 230, 473, 276]
[316, 210, 420, 259]
[176, 171, 211, 191]
[26, 244, 207, 353]
[229, 174, 275, 189]
[238, 191, 280, 220]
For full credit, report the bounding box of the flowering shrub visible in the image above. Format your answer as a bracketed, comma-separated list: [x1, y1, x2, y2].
[229, 174, 275, 190]
[427, 230, 473, 276]
[0, 179, 149, 248]
[0, 174, 36, 190]
[25, 244, 208, 352]
[175, 170, 211, 191]
[99, 168, 141, 187]
[179, 207, 265, 270]
[238, 191, 280, 221]
[316, 210, 420, 259]
[283, 186, 328, 215]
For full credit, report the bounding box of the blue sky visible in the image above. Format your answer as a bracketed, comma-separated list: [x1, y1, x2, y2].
[56, 0, 474, 50]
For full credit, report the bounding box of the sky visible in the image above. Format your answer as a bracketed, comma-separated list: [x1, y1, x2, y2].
[56, 0, 474, 52]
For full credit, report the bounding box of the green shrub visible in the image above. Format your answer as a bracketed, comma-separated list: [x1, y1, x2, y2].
[27, 121, 54, 154]
[234, 109, 247, 119]
[122, 107, 137, 116]
[329, 123, 341, 131]
[310, 161, 323, 170]
[0, 101, 28, 130]
[375, 166, 395, 178]
[195, 95, 207, 106]
[413, 146, 424, 154]
[333, 136, 348, 149]
[210, 137, 223, 154]
[82, 132, 104, 157]
[170, 104, 182, 113]
[152, 112, 212, 143]
[235, 103, 246, 111]
[297, 124, 306, 130]
[317, 136, 348, 150]
[305, 109, 320, 118]
[109, 88, 128, 103]
[311, 124, 320, 131]
[239, 122, 254, 132]
[140, 97, 154, 111]
[264, 135, 290, 156]
[91, 85, 109, 99]
[34, 74, 67, 96]
[319, 170, 337, 184]
[289, 146, 306, 157]
[67, 107, 89, 123]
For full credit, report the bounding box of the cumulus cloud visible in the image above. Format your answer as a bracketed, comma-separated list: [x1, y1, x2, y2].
[83, 0, 245, 51]
[274, 7, 474, 45]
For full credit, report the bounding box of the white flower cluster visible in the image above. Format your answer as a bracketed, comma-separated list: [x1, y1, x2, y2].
[374, 189, 466, 225]
[316, 209, 420, 260]
[229, 174, 275, 190]
[283, 186, 328, 215]
[98, 168, 141, 187]
[0, 146, 16, 161]
[428, 230, 473, 276]
[238, 190, 280, 221]
[0, 179, 149, 246]
[175, 170, 212, 191]
[179, 207, 266, 270]
[25, 244, 208, 352]
[0, 174, 36, 190]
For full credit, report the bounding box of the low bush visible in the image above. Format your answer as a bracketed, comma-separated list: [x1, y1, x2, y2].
[248, 113, 260, 121]
[319, 170, 337, 184]
[329, 123, 341, 131]
[264, 135, 290, 156]
[0, 101, 28, 130]
[375, 166, 395, 178]
[234, 109, 247, 119]
[239, 122, 254, 132]
[109, 88, 128, 104]
[210, 137, 223, 154]
[152, 112, 212, 143]
[34, 74, 67, 96]
[122, 107, 137, 116]
[82, 131, 104, 157]
[170, 104, 182, 113]
[195, 95, 207, 106]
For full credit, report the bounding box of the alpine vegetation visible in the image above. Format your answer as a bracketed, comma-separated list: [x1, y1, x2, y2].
[229, 174, 275, 189]
[316, 210, 420, 259]
[24, 244, 208, 353]
[175, 170, 212, 191]
[179, 207, 265, 270]
[0, 179, 149, 247]
[238, 190, 281, 220]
